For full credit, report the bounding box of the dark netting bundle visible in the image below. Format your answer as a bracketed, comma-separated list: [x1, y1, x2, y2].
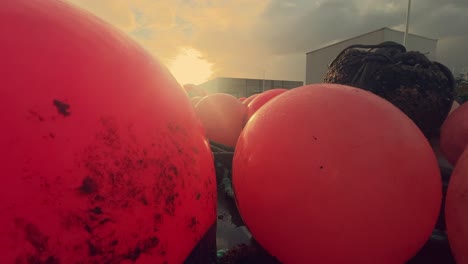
[324, 41, 455, 139]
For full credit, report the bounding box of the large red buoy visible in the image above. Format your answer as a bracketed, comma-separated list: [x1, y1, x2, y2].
[446, 147, 468, 264]
[233, 84, 442, 264]
[0, 1, 216, 263]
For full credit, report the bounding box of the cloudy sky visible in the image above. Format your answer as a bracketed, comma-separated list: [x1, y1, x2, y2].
[67, 0, 467, 85]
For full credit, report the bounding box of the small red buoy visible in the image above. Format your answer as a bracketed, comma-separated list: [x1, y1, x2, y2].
[440, 102, 468, 165]
[242, 93, 259, 105]
[190, 96, 204, 107]
[195, 93, 247, 147]
[246, 88, 288, 118]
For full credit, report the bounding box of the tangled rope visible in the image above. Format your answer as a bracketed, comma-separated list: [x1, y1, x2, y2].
[324, 41, 455, 138]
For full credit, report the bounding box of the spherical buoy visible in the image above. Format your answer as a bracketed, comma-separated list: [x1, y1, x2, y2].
[0, 1, 216, 263]
[233, 84, 442, 264]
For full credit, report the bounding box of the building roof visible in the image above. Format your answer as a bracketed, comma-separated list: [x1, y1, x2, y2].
[306, 27, 438, 54]
[202, 76, 303, 84]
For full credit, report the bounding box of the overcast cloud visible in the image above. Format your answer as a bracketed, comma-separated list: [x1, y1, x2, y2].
[68, 0, 468, 83]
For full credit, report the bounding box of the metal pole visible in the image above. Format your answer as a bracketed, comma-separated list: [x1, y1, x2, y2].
[403, 0, 412, 47]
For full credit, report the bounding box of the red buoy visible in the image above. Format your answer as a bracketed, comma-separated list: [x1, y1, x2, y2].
[446, 147, 468, 264]
[233, 84, 441, 264]
[195, 93, 247, 147]
[0, 1, 216, 263]
[440, 102, 468, 165]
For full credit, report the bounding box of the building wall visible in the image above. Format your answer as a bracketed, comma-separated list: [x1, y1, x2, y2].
[199, 77, 303, 98]
[305, 28, 438, 85]
[305, 29, 384, 84]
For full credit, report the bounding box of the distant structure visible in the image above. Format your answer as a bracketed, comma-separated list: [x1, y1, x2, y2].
[456, 71, 468, 103]
[198, 77, 303, 98]
[305, 27, 438, 84]
[461, 68, 468, 81]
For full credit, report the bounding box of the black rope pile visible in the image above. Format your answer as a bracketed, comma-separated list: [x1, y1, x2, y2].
[324, 41, 455, 139]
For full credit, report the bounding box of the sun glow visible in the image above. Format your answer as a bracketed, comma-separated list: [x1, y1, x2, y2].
[168, 48, 213, 85]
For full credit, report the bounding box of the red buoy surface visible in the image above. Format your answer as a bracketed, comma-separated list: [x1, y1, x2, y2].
[190, 96, 204, 107]
[0, 0, 216, 263]
[246, 88, 288, 118]
[446, 147, 468, 264]
[233, 84, 442, 264]
[440, 102, 468, 165]
[195, 93, 247, 147]
[242, 93, 259, 105]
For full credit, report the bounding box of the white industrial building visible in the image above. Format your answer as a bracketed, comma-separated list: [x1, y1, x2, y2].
[305, 27, 438, 84]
